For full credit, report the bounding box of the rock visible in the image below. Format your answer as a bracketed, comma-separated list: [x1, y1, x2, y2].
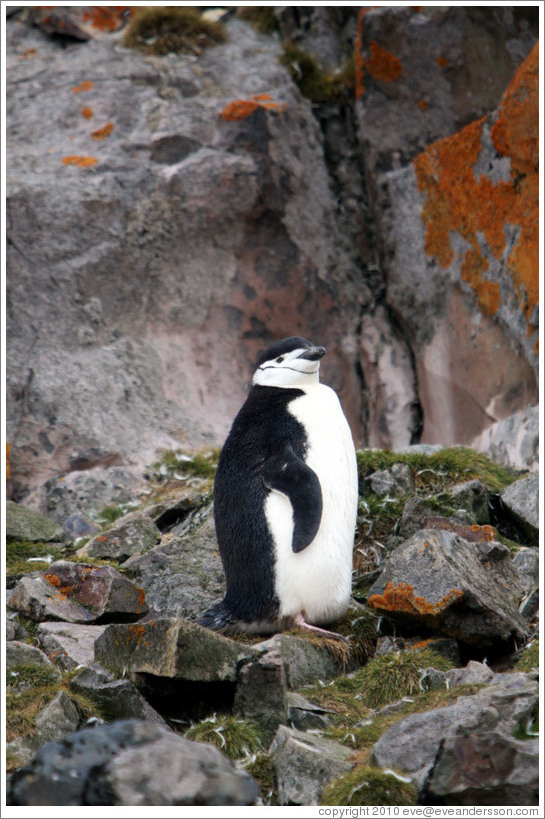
[76, 515, 160, 562]
[375, 635, 460, 666]
[512, 548, 539, 596]
[95, 618, 253, 682]
[234, 650, 288, 740]
[376, 39, 539, 446]
[6, 501, 63, 542]
[253, 632, 340, 688]
[447, 480, 490, 524]
[37, 622, 107, 670]
[445, 660, 495, 687]
[371, 672, 538, 790]
[426, 731, 539, 805]
[34, 691, 83, 746]
[400, 496, 476, 538]
[271, 725, 354, 805]
[7, 720, 259, 806]
[6, 641, 61, 674]
[44, 467, 142, 525]
[8, 562, 148, 624]
[367, 529, 527, 645]
[500, 474, 539, 544]
[286, 692, 333, 731]
[70, 665, 167, 726]
[471, 406, 539, 472]
[62, 513, 101, 541]
[122, 508, 225, 620]
[6, 618, 29, 642]
[365, 463, 414, 497]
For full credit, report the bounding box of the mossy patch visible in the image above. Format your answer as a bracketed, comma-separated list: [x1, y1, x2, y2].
[123, 7, 226, 56]
[238, 6, 279, 35]
[245, 751, 277, 805]
[280, 43, 354, 103]
[148, 448, 219, 484]
[184, 714, 264, 761]
[514, 639, 539, 672]
[6, 540, 65, 578]
[321, 765, 417, 806]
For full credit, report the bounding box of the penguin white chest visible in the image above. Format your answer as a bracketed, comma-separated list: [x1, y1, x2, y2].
[264, 384, 358, 624]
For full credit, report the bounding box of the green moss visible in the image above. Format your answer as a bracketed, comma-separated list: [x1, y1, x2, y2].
[184, 714, 265, 760]
[513, 713, 539, 740]
[355, 649, 455, 710]
[245, 752, 277, 805]
[123, 7, 227, 56]
[97, 505, 126, 525]
[149, 448, 219, 483]
[321, 765, 418, 806]
[6, 540, 65, 578]
[514, 639, 539, 671]
[238, 6, 279, 35]
[280, 42, 354, 103]
[334, 605, 380, 664]
[357, 447, 517, 495]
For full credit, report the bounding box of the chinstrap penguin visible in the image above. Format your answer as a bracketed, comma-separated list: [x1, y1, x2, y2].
[199, 336, 358, 639]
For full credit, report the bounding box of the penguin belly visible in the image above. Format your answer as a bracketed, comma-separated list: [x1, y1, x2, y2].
[264, 384, 358, 625]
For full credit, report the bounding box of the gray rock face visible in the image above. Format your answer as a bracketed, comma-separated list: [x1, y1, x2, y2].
[8, 561, 148, 624]
[6, 641, 60, 674]
[95, 617, 253, 682]
[34, 691, 83, 746]
[7, 720, 259, 806]
[471, 406, 539, 472]
[271, 725, 354, 805]
[501, 474, 539, 544]
[253, 632, 340, 688]
[70, 665, 167, 726]
[426, 732, 539, 806]
[512, 548, 540, 597]
[234, 650, 288, 740]
[44, 467, 143, 525]
[367, 529, 527, 645]
[6, 501, 62, 542]
[365, 463, 414, 497]
[371, 672, 538, 789]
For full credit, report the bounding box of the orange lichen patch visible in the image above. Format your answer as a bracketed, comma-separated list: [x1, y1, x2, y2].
[72, 80, 93, 93]
[62, 155, 98, 168]
[21, 48, 37, 58]
[91, 122, 114, 140]
[81, 106, 93, 120]
[128, 624, 146, 644]
[368, 581, 464, 616]
[44, 573, 62, 587]
[418, 98, 428, 111]
[424, 517, 499, 543]
[413, 44, 539, 330]
[6, 443, 10, 481]
[220, 97, 287, 121]
[365, 41, 403, 83]
[354, 7, 380, 99]
[408, 638, 435, 650]
[81, 6, 134, 32]
[435, 56, 448, 69]
[136, 588, 146, 612]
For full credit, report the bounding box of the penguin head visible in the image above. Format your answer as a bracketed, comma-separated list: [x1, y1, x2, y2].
[252, 336, 326, 388]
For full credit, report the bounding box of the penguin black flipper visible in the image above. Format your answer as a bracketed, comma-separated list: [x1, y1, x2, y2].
[262, 442, 323, 553]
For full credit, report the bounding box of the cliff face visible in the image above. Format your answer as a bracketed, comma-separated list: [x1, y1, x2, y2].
[6, 6, 538, 500]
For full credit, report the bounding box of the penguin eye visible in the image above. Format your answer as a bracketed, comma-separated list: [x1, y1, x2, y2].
[276, 356, 285, 363]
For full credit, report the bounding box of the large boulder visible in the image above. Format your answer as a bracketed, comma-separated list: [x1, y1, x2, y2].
[367, 529, 527, 645]
[7, 719, 259, 806]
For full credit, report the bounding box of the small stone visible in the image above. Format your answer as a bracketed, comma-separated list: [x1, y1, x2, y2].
[62, 513, 101, 541]
[252, 633, 340, 688]
[512, 548, 539, 596]
[6, 501, 63, 543]
[287, 692, 333, 730]
[234, 650, 288, 740]
[77, 515, 160, 562]
[448, 480, 490, 525]
[34, 691, 83, 746]
[445, 660, 495, 687]
[366, 463, 414, 497]
[38, 622, 107, 670]
[6, 641, 60, 675]
[70, 665, 167, 726]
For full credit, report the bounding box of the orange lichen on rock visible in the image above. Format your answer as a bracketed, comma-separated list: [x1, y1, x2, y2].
[220, 95, 287, 121]
[72, 80, 93, 93]
[365, 41, 403, 83]
[6, 443, 10, 481]
[44, 573, 62, 588]
[62, 156, 98, 167]
[81, 106, 93, 120]
[368, 580, 464, 616]
[435, 55, 448, 68]
[91, 122, 114, 140]
[413, 43, 539, 330]
[82, 6, 134, 32]
[418, 98, 428, 111]
[128, 624, 146, 644]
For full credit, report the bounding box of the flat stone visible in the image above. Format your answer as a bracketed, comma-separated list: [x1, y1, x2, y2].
[70, 665, 167, 726]
[95, 617, 253, 682]
[6, 501, 63, 542]
[287, 692, 333, 730]
[38, 622, 107, 669]
[253, 632, 340, 688]
[501, 474, 539, 544]
[34, 691, 83, 746]
[512, 548, 539, 596]
[270, 725, 354, 805]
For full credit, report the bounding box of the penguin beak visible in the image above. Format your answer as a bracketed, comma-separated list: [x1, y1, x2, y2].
[297, 346, 326, 361]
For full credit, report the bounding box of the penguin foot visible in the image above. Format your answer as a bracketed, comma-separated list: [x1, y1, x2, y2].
[198, 601, 236, 632]
[286, 611, 349, 643]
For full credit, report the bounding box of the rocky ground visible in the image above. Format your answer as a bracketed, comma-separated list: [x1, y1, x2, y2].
[6, 441, 539, 806]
